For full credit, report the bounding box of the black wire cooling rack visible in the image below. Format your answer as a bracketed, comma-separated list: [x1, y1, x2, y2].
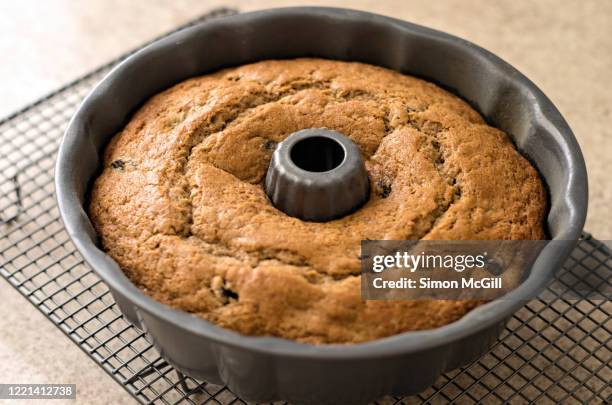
[0, 8, 610, 404]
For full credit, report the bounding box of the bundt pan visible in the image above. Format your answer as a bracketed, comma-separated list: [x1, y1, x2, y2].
[56, 7, 587, 404]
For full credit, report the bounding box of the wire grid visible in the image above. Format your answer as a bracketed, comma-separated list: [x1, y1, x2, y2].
[0, 9, 610, 405]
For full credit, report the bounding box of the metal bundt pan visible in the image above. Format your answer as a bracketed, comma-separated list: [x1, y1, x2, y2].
[56, 7, 588, 404]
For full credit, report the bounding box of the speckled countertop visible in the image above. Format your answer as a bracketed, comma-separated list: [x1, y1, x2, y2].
[1, 1, 610, 404]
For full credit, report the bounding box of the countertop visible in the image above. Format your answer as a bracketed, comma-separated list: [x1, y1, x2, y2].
[1, 1, 610, 404]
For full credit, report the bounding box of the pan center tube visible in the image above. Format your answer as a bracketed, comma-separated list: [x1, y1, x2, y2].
[265, 128, 370, 222]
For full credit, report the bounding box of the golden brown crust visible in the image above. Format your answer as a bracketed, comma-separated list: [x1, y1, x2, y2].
[88, 59, 547, 344]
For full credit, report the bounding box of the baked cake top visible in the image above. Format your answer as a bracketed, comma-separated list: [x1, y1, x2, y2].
[89, 59, 546, 343]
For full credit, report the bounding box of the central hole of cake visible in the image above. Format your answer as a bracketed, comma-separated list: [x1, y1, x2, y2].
[290, 136, 345, 172]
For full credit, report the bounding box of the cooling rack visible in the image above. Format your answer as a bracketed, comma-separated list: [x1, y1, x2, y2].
[0, 8, 610, 404]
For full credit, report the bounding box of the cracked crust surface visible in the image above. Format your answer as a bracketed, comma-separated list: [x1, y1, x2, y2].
[88, 59, 547, 344]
